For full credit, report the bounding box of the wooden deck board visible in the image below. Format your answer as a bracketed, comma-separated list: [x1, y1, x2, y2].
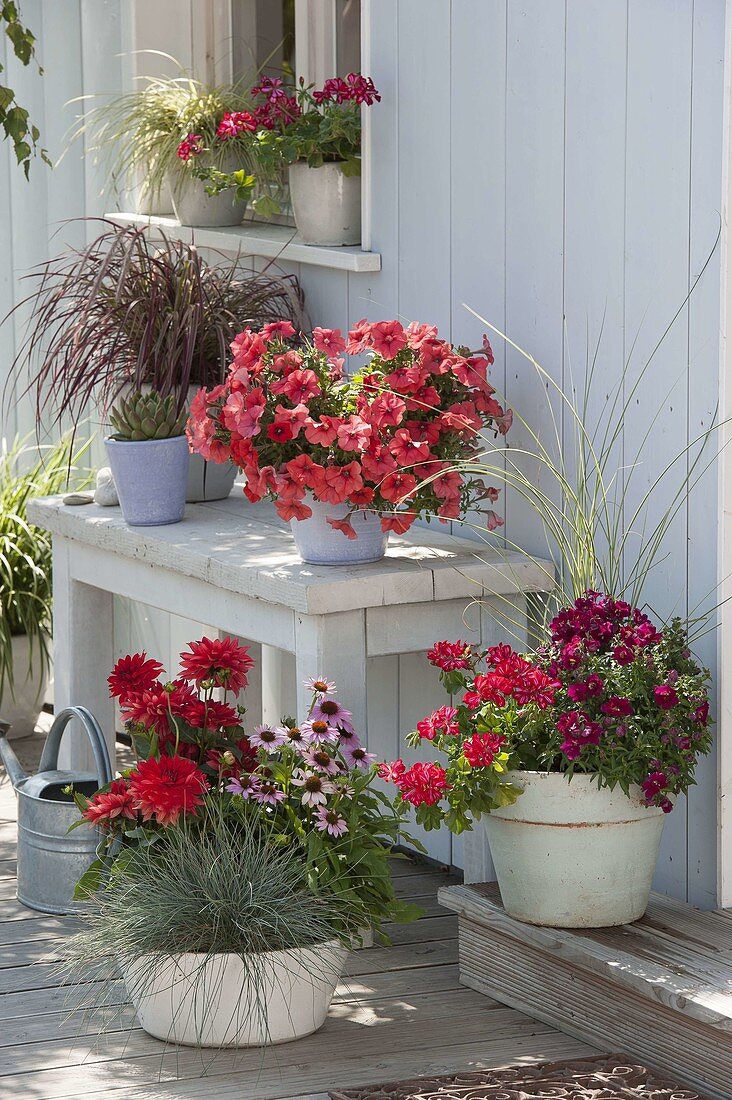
[0, 839, 599, 1098]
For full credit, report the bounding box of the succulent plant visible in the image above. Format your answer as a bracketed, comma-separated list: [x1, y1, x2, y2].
[109, 391, 187, 441]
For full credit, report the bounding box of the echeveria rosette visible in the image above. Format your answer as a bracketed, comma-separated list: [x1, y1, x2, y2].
[186, 318, 511, 538]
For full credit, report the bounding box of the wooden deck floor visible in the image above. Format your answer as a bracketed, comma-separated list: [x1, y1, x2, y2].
[0, 771, 597, 1100]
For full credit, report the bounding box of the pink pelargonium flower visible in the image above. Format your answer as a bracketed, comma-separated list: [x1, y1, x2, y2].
[327, 515, 357, 540]
[272, 368, 321, 404]
[312, 327, 346, 357]
[336, 415, 372, 452]
[261, 319, 296, 340]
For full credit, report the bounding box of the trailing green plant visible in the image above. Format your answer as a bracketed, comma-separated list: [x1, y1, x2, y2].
[109, 391, 187, 441]
[1, 1, 49, 176]
[6, 219, 305, 426]
[0, 433, 90, 703]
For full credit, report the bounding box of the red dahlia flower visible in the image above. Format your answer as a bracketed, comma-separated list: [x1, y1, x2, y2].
[128, 755, 208, 827]
[179, 636, 254, 694]
[108, 652, 164, 703]
[83, 779, 137, 826]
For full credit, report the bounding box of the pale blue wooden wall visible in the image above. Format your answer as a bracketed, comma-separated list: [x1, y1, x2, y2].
[349, 0, 725, 905]
[1, 1, 726, 903]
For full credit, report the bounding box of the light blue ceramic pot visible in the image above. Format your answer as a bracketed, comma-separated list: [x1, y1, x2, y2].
[291, 495, 389, 565]
[106, 435, 190, 526]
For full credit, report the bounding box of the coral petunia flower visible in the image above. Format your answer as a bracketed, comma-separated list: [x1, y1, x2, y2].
[128, 755, 208, 827]
[179, 636, 254, 694]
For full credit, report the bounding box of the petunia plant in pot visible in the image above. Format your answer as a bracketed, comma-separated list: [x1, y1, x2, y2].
[68, 637, 420, 1047]
[209, 74, 380, 245]
[380, 599, 713, 928]
[187, 318, 511, 565]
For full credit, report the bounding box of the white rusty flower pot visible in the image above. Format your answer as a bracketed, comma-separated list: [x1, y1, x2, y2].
[291, 496, 388, 565]
[484, 770, 666, 927]
[124, 941, 348, 1047]
[288, 162, 361, 246]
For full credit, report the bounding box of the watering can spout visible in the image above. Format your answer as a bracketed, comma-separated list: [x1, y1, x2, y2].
[0, 722, 28, 791]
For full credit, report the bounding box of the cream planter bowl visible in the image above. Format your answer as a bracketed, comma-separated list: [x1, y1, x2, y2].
[484, 770, 666, 928]
[124, 942, 348, 1047]
[0, 635, 49, 740]
[288, 162, 361, 246]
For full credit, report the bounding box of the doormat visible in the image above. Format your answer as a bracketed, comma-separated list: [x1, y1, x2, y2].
[329, 1054, 708, 1100]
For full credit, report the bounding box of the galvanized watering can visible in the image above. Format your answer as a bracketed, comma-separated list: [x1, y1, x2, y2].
[0, 707, 113, 914]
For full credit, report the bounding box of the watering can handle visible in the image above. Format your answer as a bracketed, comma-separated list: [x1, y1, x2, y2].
[38, 707, 114, 788]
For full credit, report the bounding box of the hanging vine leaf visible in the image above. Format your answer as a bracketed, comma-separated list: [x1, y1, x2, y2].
[1, 1, 49, 177]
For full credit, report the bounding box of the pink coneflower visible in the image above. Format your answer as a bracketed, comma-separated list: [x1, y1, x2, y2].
[336, 727, 361, 748]
[291, 769, 334, 807]
[300, 718, 339, 746]
[226, 773, 262, 800]
[278, 723, 310, 748]
[302, 746, 340, 775]
[314, 806, 349, 838]
[303, 676, 337, 695]
[312, 697, 355, 735]
[343, 744, 377, 771]
[252, 781, 285, 806]
[250, 724, 288, 752]
[332, 777, 355, 798]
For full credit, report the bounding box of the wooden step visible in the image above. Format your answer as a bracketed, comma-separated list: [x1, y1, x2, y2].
[439, 882, 732, 1100]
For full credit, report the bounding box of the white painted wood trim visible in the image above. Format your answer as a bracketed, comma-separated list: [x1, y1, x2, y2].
[106, 212, 382, 272]
[718, 0, 732, 909]
[360, 0, 372, 252]
[295, 0, 337, 87]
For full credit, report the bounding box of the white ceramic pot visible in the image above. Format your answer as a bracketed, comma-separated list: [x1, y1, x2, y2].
[0, 635, 49, 740]
[168, 152, 248, 228]
[291, 496, 389, 565]
[186, 453, 237, 503]
[288, 162, 361, 246]
[106, 435, 190, 527]
[484, 770, 666, 928]
[123, 941, 348, 1047]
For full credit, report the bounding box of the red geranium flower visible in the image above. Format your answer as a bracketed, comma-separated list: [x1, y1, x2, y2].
[83, 778, 137, 826]
[108, 652, 164, 703]
[462, 731, 505, 768]
[393, 761, 449, 806]
[129, 755, 208, 827]
[179, 636, 254, 694]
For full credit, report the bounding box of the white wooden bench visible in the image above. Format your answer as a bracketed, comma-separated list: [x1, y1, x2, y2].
[28, 494, 551, 770]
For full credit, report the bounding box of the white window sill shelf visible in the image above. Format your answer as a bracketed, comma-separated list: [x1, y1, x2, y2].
[106, 213, 381, 274]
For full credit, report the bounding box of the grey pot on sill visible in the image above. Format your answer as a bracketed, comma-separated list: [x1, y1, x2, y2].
[288, 161, 361, 246]
[168, 152, 248, 228]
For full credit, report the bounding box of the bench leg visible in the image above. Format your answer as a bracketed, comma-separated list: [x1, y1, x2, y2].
[294, 610, 368, 747]
[52, 540, 116, 772]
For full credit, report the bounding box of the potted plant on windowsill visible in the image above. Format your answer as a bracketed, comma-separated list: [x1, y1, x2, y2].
[0, 435, 89, 739]
[218, 73, 380, 246]
[187, 319, 512, 565]
[106, 390, 189, 526]
[380, 603, 712, 928]
[8, 220, 304, 503]
[68, 70, 273, 224]
[67, 637, 420, 1046]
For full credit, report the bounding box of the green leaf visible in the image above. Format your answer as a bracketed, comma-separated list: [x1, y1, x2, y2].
[340, 156, 362, 178]
[73, 857, 106, 900]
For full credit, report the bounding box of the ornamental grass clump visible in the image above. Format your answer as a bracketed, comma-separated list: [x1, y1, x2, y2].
[8, 220, 304, 427]
[380, 594, 712, 833]
[187, 318, 511, 536]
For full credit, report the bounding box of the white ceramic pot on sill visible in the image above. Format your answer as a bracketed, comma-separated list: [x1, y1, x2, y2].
[0, 635, 49, 740]
[288, 161, 361, 246]
[483, 770, 666, 928]
[123, 941, 349, 1047]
